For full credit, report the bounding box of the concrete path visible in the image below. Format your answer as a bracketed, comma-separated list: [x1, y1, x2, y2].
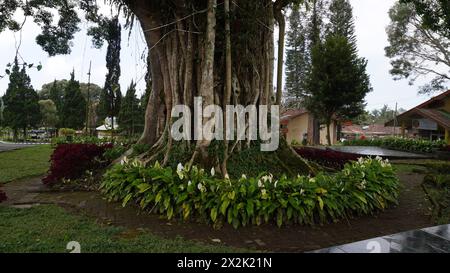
[329, 146, 429, 159]
[0, 142, 35, 152]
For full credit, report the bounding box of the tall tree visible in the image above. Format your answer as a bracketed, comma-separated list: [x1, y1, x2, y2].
[61, 71, 86, 130]
[2, 58, 41, 140]
[385, 1, 450, 94]
[118, 81, 140, 136]
[97, 17, 122, 131]
[305, 35, 371, 145]
[400, 0, 450, 39]
[285, 7, 309, 106]
[0, 0, 314, 175]
[38, 99, 58, 130]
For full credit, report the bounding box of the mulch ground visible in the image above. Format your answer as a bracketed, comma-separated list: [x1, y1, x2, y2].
[1, 169, 433, 252]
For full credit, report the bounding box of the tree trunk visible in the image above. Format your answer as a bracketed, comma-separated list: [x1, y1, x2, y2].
[119, 0, 312, 174]
[274, 8, 285, 106]
[326, 121, 331, 146]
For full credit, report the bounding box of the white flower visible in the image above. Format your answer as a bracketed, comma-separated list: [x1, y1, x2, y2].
[188, 180, 192, 186]
[120, 156, 129, 165]
[375, 156, 383, 161]
[241, 174, 247, 179]
[358, 157, 364, 164]
[210, 167, 215, 177]
[274, 180, 278, 188]
[309, 178, 316, 183]
[300, 188, 305, 195]
[224, 173, 230, 180]
[258, 179, 264, 188]
[177, 163, 184, 179]
[197, 183, 206, 192]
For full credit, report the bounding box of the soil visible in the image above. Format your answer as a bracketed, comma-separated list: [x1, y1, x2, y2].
[0, 167, 433, 252]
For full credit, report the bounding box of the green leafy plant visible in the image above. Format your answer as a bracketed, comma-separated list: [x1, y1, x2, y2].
[344, 137, 446, 153]
[101, 156, 399, 229]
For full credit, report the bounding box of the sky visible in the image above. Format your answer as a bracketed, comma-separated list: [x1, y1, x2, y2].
[0, 0, 441, 111]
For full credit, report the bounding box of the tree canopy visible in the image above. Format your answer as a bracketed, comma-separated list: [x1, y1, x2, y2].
[385, 1, 450, 94]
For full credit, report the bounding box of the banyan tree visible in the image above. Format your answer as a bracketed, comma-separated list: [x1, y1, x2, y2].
[0, 0, 313, 177]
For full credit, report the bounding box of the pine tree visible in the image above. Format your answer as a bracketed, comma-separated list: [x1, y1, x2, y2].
[3, 58, 41, 140]
[118, 81, 140, 136]
[98, 17, 122, 130]
[285, 7, 309, 106]
[327, 0, 356, 42]
[305, 35, 371, 145]
[61, 71, 86, 130]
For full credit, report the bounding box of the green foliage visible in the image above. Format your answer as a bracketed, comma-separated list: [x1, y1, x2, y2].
[61, 71, 86, 130]
[386, 1, 449, 94]
[103, 145, 128, 161]
[38, 100, 58, 128]
[422, 163, 450, 224]
[344, 137, 447, 153]
[2, 58, 41, 139]
[101, 157, 399, 229]
[58, 128, 76, 137]
[131, 143, 151, 156]
[98, 17, 122, 125]
[118, 81, 142, 136]
[305, 34, 371, 144]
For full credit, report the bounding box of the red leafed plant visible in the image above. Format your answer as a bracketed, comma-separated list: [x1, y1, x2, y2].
[42, 143, 113, 185]
[295, 147, 360, 170]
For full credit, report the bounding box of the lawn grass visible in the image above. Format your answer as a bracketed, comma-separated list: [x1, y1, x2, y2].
[0, 145, 52, 183]
[0, 205, 243, 253]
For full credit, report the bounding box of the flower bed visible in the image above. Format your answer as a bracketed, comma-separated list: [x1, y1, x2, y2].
[294, 147, 360, 169]
[42, 143, 113, 185]
[343, 137, 446, 153]
[101, 157, 399, 228]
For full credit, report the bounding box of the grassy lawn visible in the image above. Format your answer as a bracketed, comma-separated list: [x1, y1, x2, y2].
[0, 145, 52, 183]
[0, 205, 242, 253]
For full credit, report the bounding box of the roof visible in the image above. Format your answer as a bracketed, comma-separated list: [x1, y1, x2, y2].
[414, 108, 450, 129]
[281, 108, 309, 122]
[386, 89, 450, 128]
[342, 124, 402, 135]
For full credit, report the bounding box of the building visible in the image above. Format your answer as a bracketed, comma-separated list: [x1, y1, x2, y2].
[341, 124, 404, 141]
[281, 109, 338, 145]
[96, 117, 119, 139]
[385, 90, 450, 144]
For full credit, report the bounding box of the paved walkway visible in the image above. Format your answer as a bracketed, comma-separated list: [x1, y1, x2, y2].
[329, 146, 429, 159]
[0, 142, 35, 152]
[314, 224, 450, 253]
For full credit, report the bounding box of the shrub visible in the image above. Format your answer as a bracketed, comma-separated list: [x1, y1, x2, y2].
[58, 128, 76, 136]
[103, 145, 128, 161]
[43, 143, 113, 185]
[101, 157, 399, 228]
[294, 147, 360, 170]
[344, 137, 446, 153]
[131, 143, 151, 156]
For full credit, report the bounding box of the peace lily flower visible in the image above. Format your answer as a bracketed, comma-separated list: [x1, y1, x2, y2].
[261, 189, 268, 199]
[258, 179, 264, 188]
[197, 183, 206, 192]
[210, 167, 215, 177]
[120, 156, 129, 165]
[224, 173, 230, 180]
[188, 180, 192, 186]
[177, 163, 184, 179]
[274, 180, 278, 188]
[300, 188, 305, 195]
[358, 157, 364, 164]
[241, 174, 247, 179]
[375, 156, 383, 161]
